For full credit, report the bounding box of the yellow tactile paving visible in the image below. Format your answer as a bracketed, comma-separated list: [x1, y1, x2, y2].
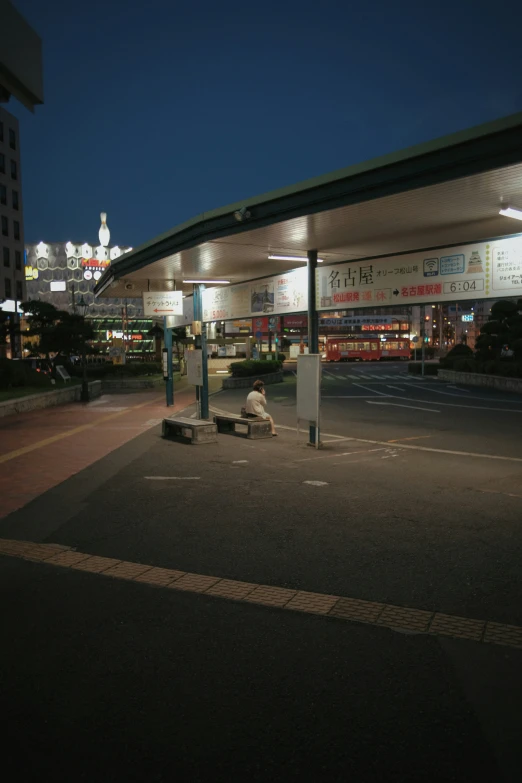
[0, 538, 521, 651]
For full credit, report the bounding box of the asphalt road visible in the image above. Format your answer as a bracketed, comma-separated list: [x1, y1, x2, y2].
[2, 363, 522, 781]
[274, 361, 522, 458]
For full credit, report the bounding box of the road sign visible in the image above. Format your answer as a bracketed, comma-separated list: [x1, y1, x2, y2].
[143, 291, 183, 317]
[255, 330, 262, 338]
[411, 336, 419, 343]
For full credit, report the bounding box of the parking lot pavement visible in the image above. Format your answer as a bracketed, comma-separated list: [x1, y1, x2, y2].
[215, 369, 522, 459]
[3, 554, 519, 782]
[2, 368, 522, 780]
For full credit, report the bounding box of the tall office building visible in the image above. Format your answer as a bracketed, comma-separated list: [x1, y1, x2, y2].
[0, 0, 44, 357]
[0, 106, 25, 310]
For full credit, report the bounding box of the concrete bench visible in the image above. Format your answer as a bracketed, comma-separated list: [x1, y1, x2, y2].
[162, 417, 217, 444]
[213, 413, 272, 439]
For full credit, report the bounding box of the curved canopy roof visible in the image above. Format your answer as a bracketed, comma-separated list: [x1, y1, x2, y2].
[95, 112, 522, 300]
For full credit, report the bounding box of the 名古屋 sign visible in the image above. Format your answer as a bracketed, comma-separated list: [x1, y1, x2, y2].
[316, 235, 522, 309]
[143, 291, 183, 316]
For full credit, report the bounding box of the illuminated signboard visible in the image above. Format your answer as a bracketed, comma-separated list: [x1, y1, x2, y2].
[81, 257, 110, 282]
[461, 313, 474, 322]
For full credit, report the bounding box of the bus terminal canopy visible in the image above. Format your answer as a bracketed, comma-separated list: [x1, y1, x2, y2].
[94, 112, 522, 312]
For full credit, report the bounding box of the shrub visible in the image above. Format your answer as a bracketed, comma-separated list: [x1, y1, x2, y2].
[260, 352, 286, 362]
[74, 361, 163, 379]
[452, 358, 477, 373]
[407, 362, 439, 376]
[0, 359, 53, 390]
[228, 359, 282, 378]
[410, 346, 436, 360]
[439, 344, 473, 369]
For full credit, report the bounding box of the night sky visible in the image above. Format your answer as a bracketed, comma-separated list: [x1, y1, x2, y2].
[10, 0, 522, 247]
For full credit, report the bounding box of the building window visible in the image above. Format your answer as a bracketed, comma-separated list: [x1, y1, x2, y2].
[13, 220, 20, 240]
[9, 128, 16, 151]
[16, 280, 23, 301]
[12, 190, 19, 210]
[0, 153, 5, 174]
[5, 277, 12, 299]
[1, 216, 8, 237]
[0, 184, 6, 206]
[10, 160, 17, 180]
[3, 247, 10, 267]
[15, 250, 21, 270]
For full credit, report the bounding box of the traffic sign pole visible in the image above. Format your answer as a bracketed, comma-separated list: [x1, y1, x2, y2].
[164, 317, 174, 407]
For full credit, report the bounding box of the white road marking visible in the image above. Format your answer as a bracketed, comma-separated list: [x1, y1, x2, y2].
[294, 448, 387, 463]
[447, 385, 469, 392]
[303, 480, 329, 486]
[352, 383, 390, 396]
[367, 401, 440, 413]
[145, 418, 163, 426]
[323, 371, 339, 380]
[144, 476, 201, 480]
[386, 385, 405, 391]
[232, 460, 249, 464]
[383, 394, 522, 413]
[414, 385, 522, 403]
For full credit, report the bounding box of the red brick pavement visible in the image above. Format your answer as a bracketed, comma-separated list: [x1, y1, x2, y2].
[0, 387, 195, 519]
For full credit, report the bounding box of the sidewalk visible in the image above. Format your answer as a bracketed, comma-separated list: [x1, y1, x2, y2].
[0, 383, 195, 520]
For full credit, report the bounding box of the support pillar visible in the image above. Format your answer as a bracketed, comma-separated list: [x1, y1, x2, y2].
[307, 249, 320, 446]
[164, 317, 174, 406]
[193, 284, 209, 419]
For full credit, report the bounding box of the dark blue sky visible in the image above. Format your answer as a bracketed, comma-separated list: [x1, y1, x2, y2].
[10, 0, 522, 246]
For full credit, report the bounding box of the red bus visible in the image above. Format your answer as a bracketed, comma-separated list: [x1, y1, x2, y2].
[325, 337, 410, 362]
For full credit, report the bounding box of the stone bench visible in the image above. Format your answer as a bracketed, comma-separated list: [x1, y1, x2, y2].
[213, 413, 272, 439]
[162, 417, 217, 444]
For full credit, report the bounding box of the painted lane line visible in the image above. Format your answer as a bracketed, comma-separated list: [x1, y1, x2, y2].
[323, 395, 394, 399]
[367, 401, 440, 413]
[381, 394, 522, 413]
[386, 385, 405, 391]
[447, 385, 469, 392]
[303, 480, 329, 486]
[352, 383, 390, 397]
[388, 435, 432, 442]
[414, 385, 522, 404]
[144, 476, 201, 480]
[323, 371, 339, 380]
[294, 448, 387, 463]
[280, 425, 522, 463]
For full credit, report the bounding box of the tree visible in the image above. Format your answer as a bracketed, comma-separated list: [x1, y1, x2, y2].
[475, 299, 522, 360]
[52, 313, 95, 357]
[20, 300, 94, 358]
[20, 300, 65, 358]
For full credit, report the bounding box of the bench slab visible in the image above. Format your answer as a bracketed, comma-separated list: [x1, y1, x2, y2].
[213, 414, 272, 439]
[162, 417, 217, 444]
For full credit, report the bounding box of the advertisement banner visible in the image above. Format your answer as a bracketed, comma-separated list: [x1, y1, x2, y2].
[202, 267, 307, 322]
[316, 235, 522, 310]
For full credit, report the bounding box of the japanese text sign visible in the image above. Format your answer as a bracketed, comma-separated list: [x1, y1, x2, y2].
[143, 291, 183, 316]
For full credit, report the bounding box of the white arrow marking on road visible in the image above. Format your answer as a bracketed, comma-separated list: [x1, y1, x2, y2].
[366, 401, 440, 413]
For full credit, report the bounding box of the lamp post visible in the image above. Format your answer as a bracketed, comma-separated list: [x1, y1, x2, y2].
[77, 295, 90, 402]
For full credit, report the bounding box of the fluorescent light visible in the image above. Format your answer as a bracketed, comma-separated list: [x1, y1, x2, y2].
[268, 254, 324, 263]
[182, 279, 230, 284]
[50, 281, 67, 292]
[499, 207, 522, 221]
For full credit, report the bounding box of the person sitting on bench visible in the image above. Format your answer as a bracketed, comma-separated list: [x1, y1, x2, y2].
[245, 379, 277, 437]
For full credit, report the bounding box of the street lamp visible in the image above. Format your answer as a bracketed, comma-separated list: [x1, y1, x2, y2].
[77, 295, 90, 402]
